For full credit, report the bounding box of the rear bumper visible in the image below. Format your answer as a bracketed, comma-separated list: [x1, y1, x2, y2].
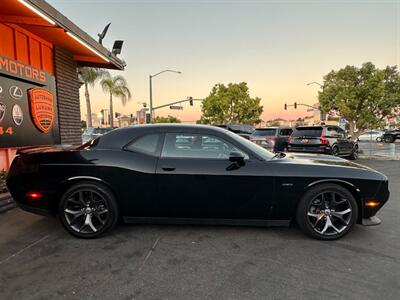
[17, 203, 55, 217]
[287, 145, 331, 154]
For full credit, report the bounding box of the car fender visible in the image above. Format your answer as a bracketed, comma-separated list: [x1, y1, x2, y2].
[305, 178, 363, 222]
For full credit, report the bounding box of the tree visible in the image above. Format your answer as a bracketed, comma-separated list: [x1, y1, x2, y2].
[152, 115, 181, 123]
[100, 74, 132, 128]
[78, 67, 109, 128]
[199, 82, 263, 125]
[319, 62, 400, 138]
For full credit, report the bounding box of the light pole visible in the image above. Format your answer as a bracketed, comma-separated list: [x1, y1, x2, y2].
[149, 69, 181, 122]
[307, 81, 323, 88]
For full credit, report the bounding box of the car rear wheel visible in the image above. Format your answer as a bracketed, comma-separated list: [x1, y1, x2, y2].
[58, 182, 119, 238]
[296, 184, 358, 240]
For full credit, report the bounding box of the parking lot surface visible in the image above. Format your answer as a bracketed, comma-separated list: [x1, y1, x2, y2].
[0, 159, 399, 300]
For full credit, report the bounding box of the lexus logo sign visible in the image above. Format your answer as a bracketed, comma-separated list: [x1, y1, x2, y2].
[9, 86, 23, 99]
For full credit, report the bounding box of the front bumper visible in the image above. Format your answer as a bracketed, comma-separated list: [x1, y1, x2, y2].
[362, 216, 381, 226]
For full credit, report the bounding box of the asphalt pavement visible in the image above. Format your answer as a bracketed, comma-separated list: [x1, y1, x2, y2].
[0, 159, 399, 300]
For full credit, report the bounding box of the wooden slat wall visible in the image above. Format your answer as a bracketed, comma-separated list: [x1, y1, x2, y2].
[0, 22, 55, 171]
[0, 22, 54, 75]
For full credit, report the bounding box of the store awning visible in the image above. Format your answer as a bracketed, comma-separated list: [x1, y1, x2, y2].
[0, 0, 125, 70]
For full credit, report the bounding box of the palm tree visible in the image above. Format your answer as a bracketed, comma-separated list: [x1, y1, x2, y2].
[78, 67, 110, 128]
[100, 74, 132, 128]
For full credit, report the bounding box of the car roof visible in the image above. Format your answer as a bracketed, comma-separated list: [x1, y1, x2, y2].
[95, 124, 231, 149]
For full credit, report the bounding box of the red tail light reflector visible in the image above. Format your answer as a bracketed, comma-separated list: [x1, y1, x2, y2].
[26, 192, 42, 200]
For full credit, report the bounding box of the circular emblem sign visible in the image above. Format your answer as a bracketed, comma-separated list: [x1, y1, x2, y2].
[28, 88, 55, 133]
[9, 86, 23, 99]
[12, 104, 23, 125]
[0, 102, 5, 123]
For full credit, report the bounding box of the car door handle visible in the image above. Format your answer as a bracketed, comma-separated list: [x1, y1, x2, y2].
[162, 166, 176, 171]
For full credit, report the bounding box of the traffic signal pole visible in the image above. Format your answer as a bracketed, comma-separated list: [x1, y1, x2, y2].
[152, 97, 203, 111]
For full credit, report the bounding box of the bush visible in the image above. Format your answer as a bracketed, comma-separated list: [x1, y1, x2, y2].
[0, 170, 7, 193]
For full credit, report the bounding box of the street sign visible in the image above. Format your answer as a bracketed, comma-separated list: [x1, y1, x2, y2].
[170, 105, 183, 110]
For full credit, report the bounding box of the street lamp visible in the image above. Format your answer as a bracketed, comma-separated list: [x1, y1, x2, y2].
[307, 81, 323, 88]
[149, 69, 181, 122]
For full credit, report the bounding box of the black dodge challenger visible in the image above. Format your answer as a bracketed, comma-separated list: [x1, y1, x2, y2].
[7, 124, 389, 240]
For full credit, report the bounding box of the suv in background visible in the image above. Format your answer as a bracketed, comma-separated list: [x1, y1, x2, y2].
[250, 127, 292, 152]
[382, 128, 400, 143]
[216, 124, 255, 139]
[287, 125, 358, 159]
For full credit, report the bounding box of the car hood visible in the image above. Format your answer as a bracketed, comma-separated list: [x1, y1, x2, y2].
[282, 152, 370, 169]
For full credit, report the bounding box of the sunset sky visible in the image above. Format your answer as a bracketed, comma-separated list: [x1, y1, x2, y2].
[48, 0, 399, 122]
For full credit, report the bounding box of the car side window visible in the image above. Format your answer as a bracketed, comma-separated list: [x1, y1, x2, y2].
[161, 133, 249, 159]
[280, 128, 292, 136]
[336, 128, 346, 138]
[125, 134, 160, 155]
[326, 127, 340, 138]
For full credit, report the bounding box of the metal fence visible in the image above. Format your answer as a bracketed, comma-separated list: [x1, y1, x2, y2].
[358, 142, 400, 159]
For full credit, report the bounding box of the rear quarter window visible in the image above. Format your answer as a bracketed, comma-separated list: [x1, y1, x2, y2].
[125, 134, 161, 155]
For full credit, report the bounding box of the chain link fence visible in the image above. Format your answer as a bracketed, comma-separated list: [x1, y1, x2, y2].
[358, 141, 400, 159]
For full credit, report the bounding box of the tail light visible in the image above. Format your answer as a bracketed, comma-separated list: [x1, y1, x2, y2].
[320, 133, 329, 145]
[26, 192, 42, 200]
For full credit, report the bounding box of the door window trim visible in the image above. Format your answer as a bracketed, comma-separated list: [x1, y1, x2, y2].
[160, 132, 250, 160]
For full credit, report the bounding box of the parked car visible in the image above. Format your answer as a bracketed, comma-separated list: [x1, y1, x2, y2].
[216, 124, 255, 139]
[287, 125, 358, 160]
[381, 128, 400, 143]
[357, 130, 385, 142]
[82, 127, 113, 143]
[250, 127, 292, 152]
[7, 124, 389, 241]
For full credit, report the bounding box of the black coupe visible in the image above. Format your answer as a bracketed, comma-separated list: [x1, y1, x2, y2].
[7, 124, 389, 240]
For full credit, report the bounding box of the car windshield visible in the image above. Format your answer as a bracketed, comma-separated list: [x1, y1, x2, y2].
[224, 130, 275, 160]
[252, 129, 277, 136]
[292, 127, 323, 137]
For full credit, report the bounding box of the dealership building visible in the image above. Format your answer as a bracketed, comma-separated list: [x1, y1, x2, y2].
[0, 0, 125, 171]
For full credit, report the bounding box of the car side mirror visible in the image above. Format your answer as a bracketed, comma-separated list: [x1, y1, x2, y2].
[229, 151, 245, 166]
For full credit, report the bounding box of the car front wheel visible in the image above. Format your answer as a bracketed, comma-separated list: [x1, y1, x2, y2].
[383, 135, 394, 143]
[58, 182, 119, 238]
[296, 184, 358, 240]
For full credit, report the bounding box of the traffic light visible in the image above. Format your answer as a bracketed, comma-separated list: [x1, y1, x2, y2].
[284, 104, 287, 110]
[294, 102, 297, 109]
[189, 97, 193, 106]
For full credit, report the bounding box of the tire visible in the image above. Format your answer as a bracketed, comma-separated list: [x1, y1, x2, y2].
[296, 184, 358, 240]
[376, 136, 382, 142]
[383, 135, 394, 143]
[58, 182, 119, 238]
[331, 146, 339, 156]
[348, 146, 358, 160]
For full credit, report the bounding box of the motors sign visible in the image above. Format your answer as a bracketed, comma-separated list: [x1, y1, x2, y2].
[0, 55, 60, 148]
[0, 56, 47, 85]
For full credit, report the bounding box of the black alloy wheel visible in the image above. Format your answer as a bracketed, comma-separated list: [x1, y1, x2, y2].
[348, 146, 358, 160]
[383, 135, 394, 143]
[296, 184, 358, 240]
[331, 146, 339, 156]
[59, 182, 119, 238]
